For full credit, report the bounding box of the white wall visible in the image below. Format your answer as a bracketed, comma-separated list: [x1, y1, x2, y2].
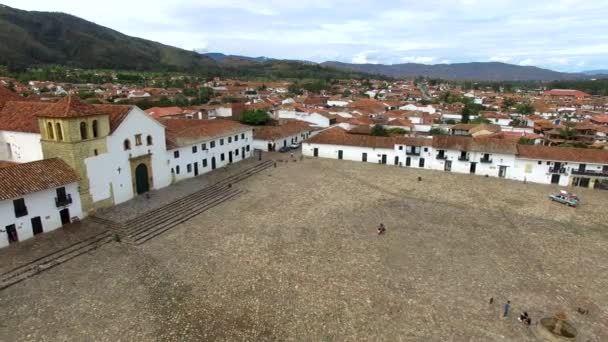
[167, 130, 253, 182]
[0, 182, 83, 248]
[328, 100, 349, 107]
[85, 108, 171, 205]
[303, 143, 399, 165]
[0, 131, 43, 163]
[254, 131, 312, 152]
[277, 110, 330, 128]
[304, 140, 608, 188]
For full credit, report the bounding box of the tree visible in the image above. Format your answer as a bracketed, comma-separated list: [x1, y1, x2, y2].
[288, 83, 303, 95]
[470, 117, 491, 124]
[240, 110, 270, 125]
[518, 138, 535, 145]
[370, 124, 389, 137]
[461, 106, 471, 124]
[342, 89, 352, 98]
[516, 103, 535, 115]
[387, 127, 407, 135]
[559, 126, 576, 140]
[429, 127, 447, 135]
[502, 98, 517, 110]
[509, 118, 522, 127]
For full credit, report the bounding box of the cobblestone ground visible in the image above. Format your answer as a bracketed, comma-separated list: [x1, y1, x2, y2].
[1, 157, 607, 341]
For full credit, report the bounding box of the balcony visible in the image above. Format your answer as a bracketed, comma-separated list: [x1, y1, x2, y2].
[549, 167, 567, 174]
[55, 194, 73, 207]
[458, 156, 469, 162]
[435, 154, 447, 160]
[406, 150, 421, 156]
[480, 158, 493, 164]
[571, 169, 608, 177]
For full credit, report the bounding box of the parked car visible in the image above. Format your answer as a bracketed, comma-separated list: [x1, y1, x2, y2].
[279, 146, 291, 153]
[549, 190, 579, 207]
[290, 143, 301, 149]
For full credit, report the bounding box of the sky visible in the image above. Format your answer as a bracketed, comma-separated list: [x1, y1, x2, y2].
[4, 0, 608, 72]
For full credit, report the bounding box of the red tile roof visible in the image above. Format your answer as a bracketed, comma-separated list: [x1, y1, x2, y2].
[0, 158, 80, 201]
[144, 106, 184, 119]
[0, 160, 18, 169]
[432, 136, 518, 154]
[0, 86, 24, 110]
[37, 95, 104, 118]
[95, 104, 134, 133]
[0, 101, 133, 134]
[544, 89, 591, 98]
[517, 145, 608, 164]
[163, 118, 251, 149]
[253, 121, 312, 141]
[590, 114, 608, 124]
[306, 127, 429, 149]
[0, 101, 49, 133]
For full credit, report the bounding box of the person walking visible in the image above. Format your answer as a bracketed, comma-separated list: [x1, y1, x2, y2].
[503, 301, 511, 317]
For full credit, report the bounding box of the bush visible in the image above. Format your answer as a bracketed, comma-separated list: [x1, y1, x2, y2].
[241, 110, 270, 125]
[371, 124, 389, 137]
[429, 127, 446, 135]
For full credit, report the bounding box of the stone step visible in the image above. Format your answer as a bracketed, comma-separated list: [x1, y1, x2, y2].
[0, 231, 113, 291]
[132, 188, 244, 244]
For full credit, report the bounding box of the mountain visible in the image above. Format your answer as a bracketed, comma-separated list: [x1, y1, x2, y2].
[0, 5, 222, 72]
[581, 70, 608, 75]
[0, 5, 373, 80]
[202, 52, 273, 63]
[321, 61, 587, 81]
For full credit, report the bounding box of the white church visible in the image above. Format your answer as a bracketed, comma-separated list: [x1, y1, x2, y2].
[0, 89, 253, 248]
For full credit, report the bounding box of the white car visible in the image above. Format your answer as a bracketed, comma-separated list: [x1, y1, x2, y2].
[290, 143, 301, 149]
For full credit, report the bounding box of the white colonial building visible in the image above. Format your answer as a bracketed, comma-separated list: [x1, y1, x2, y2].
[303, 127, 608, 190]
[163, 119, 253, 182]
[0, 92, 256, 248]
[0, 159, 84, 248]
[253, 121, 313, 152]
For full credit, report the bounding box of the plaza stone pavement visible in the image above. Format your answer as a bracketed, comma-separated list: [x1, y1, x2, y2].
[0, 155, 606, 341]
[95, 153, 274, 223]
[0, 154, 274, 274]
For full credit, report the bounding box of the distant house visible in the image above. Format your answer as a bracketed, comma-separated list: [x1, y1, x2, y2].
[450, 123, 501, 137]
[544, 89, 591, 100]
[252, 121, 313, 151]
[480, 111, 512, 126]
[277, 106, 337, 128]
[590, 114, 608, 126]
[127, 90, 151, 99]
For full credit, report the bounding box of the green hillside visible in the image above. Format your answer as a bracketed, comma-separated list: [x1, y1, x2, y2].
[0, 5, 377, 80]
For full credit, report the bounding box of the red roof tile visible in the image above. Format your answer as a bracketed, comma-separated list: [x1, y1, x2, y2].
[0, 101, 49, 133]
[163, 119, 251, 149]
[517, 145, 608, 164]
[253, 121, 312, 141]
[0, 86, 24, 110]
[0, 158, 80, 200]
[37, 95, 104, 118]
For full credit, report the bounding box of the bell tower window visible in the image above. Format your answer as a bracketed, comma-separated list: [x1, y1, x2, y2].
[92, 120, 99, 138]
[47, 122, 55, 140]
[146, 135, 153, 146]
[55, 122, 63, 141]
[124, 139, 131, 150]
[80, 122, 88, 140]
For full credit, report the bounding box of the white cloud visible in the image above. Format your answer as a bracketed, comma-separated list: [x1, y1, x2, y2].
[439, 59, 452, 64]
[489, 56, 511, 63]
[402, 56, 437, 64]
[519, 58, 534, 66]
[2, 0, 608, 70]
[352, 51, 379, 64]
[548, 57, 570, 65]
